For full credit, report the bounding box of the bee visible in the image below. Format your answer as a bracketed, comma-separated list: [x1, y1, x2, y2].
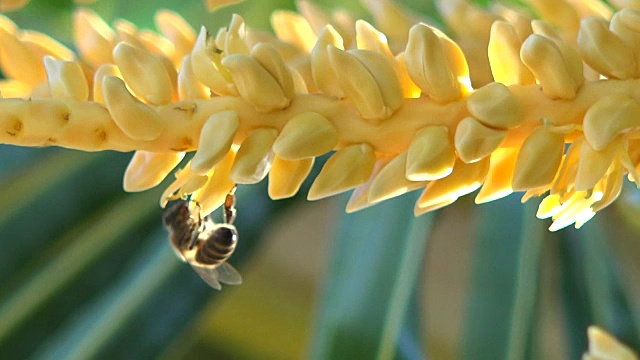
[163, 188, 242, 290]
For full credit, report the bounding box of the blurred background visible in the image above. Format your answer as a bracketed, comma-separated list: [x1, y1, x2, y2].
[0, 0, 639, 359]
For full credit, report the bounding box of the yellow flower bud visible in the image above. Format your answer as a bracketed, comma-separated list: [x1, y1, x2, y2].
[230, 128, 278, 184]
[512, 126, 564, 191]
[272, 112, 338, 160]
[191, 110, 239, 175]
[268, 156, 314, 200]
[454, 116, 506, 163]
[406, 126, 456, 181]
[308, 143, 375, 200]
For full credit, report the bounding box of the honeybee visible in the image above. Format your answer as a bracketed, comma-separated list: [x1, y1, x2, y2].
[163, 188, 242, 290]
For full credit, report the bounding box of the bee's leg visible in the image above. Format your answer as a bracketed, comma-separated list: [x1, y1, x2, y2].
[185, 199, 204, 250]
[224, 186, 237, 225]
[187, 199, 203, 222]
[187, 226, 200, 249]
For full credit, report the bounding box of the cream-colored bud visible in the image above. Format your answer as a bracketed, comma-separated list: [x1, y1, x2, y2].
[190, 27, 237, 96]
[297, 0, 333, 34]
[113, 19, 144, 49]
[435, 0, 496, 40]
[583, 94, 640, 151]
[124, 151, 185, 192]
[138, 30, 176, 63]
[328, 47, 401, 121]
[224, 14, 250, 55]
[525, 0, 580, 35]
[215, 27, 227, 50]
[102, 76, 164, 141]
[161, 161, 207, 207]
[331, 10, 356, 49]
[0, 14, 16, 34]
[0, 27, 45, 85]
[416, 157, 490, 211]
[191, 110, 239, 175]
[348, 49, 404, 117]
[271, 10, 317, 53]
[551, 137, 582, 200]
[18, 30, 75, 62]
[355, 20, 393, 58]
[577, 17, 637, 79]
[345, 156, 393, 213]
[0, 80, 31, 98]
[609, 9, 640, 76]
[311, 25, 344, 97]
[73, 8, 115, 68]
[222, 54, 290, 112]
[268, 156, 314, 200]
[536, 193, 562, 219]
[43, 56, 89, 101]
[113, 42, 175, 105]
[454, 116, 506, 163]
[0, 0, 28, 11]
[192, 150, 237, 216]
[368, 152, 426, 203]
[308, 143, 376, 200]
[205, 0, 243, 12]
[414, 197, 457, 216]
[491, 4, 532, 41]
[547, 192, 597, 232]
[289, 67, 309, 94]
[178, 54, 210, 100]
[246, 28, 296, 57]
[272, 111, 338, 160]
[406, 126, 456, 181]
[575, 138, 620, 191]
[531, 19, 559, 39]
[361, 0, 414, 46]
[181, 174, 209, 195]
[587, 326, 639, 360]
[610, 0, 640, 10]
[475, 148, 519, 204]
[488, 21, 535, 86]
[405, 23, 467, 103]
[521, 34, 581, 100]
[466, 82, 524, 129]
[394, 52, 421, 98]
[230, 128, 278, 184]
[155, 10, 196, 59]
[592, 162, 625, 213]
[289, 55, 316, 93]
[250, 43, 295, 100]
[512, 126, 564, 191]
[530, 22, 585, 89]
[93, 64, 121, 104]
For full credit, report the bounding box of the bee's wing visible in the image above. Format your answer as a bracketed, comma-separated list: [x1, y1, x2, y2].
[168, 240, 187, 262]
[216, 262, 243, 285]
[190, 264, 222, 290]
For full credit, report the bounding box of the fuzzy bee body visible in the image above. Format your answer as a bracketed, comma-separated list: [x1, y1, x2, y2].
[163, 190, 242, 290]
[195, 225, 238, 266]
[162, 200, 200, 259]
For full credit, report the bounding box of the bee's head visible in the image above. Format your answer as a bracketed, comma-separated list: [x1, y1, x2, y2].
[162, 200, 189, 228]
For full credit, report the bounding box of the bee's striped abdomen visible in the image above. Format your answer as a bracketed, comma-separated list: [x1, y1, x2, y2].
[195, 225, 238, 266]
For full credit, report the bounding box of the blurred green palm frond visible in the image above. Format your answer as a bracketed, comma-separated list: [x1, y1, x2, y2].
[1, 1, 640, 359]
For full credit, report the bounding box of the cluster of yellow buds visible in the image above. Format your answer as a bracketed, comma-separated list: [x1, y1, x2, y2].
[0, 0, 640, 231]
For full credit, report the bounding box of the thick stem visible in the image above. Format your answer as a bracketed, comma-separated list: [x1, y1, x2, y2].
[1, 79, 639, 154]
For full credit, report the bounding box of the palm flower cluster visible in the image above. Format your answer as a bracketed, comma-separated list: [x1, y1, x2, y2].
[0, 0, 639, 231]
